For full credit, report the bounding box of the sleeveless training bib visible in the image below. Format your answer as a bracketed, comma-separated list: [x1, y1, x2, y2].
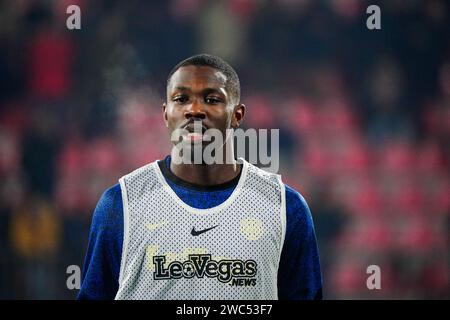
[115, 159, 286, 300]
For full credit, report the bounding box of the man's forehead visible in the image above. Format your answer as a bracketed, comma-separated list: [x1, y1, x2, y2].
[168, 65, 227, 91]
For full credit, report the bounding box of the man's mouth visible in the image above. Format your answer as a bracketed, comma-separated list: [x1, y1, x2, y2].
[185, 132, 203, 142]
[182, 122, 208, 142]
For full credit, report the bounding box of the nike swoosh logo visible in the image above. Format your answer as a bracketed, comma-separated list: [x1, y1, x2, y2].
[147, 220, 171, 231]
[191, 225, 219, 236]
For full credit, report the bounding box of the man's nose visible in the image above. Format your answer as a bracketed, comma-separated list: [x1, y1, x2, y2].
[184, 99, 206, 119]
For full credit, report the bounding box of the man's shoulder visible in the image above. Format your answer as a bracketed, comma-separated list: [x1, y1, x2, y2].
[284, 184, 310, 212]
[92, 183, 123, 227]
[245, 161, 282, 190]
[119, 160, 159, 181]
[101, 183, 122, 201]
[284, 184, 315, 232]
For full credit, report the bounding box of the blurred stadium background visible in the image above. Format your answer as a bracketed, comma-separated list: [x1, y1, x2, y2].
[0, 0, 449, 299]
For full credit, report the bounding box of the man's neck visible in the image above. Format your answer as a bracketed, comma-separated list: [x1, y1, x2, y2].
[169, 152, 241, 187]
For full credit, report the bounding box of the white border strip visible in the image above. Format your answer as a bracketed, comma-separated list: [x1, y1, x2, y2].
[116, 176, 130, 295]
[277, 174, 287, 261]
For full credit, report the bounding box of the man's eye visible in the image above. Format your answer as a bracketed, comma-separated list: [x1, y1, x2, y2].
[173, 96, 188, 103]
[205, 97, 221, 104]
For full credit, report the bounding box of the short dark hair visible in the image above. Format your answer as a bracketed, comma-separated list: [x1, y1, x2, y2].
[167, 54, 241, 105]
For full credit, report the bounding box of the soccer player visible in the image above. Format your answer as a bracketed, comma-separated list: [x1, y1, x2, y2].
[78, 54, 322, 300]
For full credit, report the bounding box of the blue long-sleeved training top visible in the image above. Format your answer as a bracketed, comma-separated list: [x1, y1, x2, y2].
[78, 157, 322, 300]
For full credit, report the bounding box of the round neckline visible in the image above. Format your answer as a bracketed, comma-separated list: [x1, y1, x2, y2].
[153, 158, 248, 215]
[157, 156, 242, 191]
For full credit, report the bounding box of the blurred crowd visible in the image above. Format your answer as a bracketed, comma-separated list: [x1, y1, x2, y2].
[0, 0, 449, 299]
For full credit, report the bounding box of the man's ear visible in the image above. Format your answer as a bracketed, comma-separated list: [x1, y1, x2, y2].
[162, 102, 168, 127]
[232, 103, 246, 128]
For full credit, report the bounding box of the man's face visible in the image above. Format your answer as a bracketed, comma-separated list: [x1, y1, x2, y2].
[163, 65, 244, 147]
